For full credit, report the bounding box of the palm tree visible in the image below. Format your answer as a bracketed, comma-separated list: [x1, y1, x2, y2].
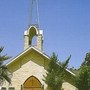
[0, 47, 11, 85]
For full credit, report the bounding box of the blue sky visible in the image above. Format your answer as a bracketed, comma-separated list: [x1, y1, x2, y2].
[0, 0, 90, 68]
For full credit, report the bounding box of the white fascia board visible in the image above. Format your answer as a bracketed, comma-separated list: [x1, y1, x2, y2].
[31, 47, 50, 59]
[66, 68, 76, 76]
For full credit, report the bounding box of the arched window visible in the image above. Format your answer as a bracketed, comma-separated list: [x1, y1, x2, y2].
[23, 76, 42, 90]
[28, 26, 38, 46]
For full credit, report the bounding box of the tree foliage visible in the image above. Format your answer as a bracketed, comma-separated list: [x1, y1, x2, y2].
[0, 47, 11, 85]
[43, 53, 71, 90]
[76, 52, 90, 90]
[81, 53, 90, 66]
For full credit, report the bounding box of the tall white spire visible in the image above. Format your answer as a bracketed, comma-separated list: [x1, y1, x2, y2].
[30, 0, 40, 27]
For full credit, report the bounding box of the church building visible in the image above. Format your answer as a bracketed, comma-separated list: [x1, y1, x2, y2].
[1, 0, 77, 90]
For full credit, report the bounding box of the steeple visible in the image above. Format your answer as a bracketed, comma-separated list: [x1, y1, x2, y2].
[24, 0, 43, 51]
[30, 0, 40, 26]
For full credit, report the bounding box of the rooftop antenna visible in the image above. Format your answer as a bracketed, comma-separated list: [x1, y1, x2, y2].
[30, 0, 40, 28]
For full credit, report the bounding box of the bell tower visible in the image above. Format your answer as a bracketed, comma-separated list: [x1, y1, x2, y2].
[24, 0, 43, 51]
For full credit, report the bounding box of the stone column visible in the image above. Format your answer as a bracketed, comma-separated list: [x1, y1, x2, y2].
[24, 31, 29, 50]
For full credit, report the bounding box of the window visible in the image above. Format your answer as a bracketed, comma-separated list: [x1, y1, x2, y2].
[8, 87, 15, 90]
[1, 87, 6, 90]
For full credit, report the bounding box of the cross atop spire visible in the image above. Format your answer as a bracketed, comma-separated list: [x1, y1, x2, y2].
[30, 0, 40, 28]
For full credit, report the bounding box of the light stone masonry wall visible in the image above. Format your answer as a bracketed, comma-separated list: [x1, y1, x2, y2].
[36, 35, 43, 51]
[62, 82, 77, 90]
[2, 50, 77, 90]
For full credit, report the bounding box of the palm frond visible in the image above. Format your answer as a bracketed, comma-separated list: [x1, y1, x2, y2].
[0, 47, 11, 84]
[0, 47, 4, 53]
[0, 54, 11, 61]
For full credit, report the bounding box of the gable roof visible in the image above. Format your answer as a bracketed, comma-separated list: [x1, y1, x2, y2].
[6, 46, 50, 66]
[6, 46, 76, 77]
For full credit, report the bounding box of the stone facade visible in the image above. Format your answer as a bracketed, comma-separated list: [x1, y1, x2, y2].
[62, 82, 77, 90]
[1, 47, 77, 90]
